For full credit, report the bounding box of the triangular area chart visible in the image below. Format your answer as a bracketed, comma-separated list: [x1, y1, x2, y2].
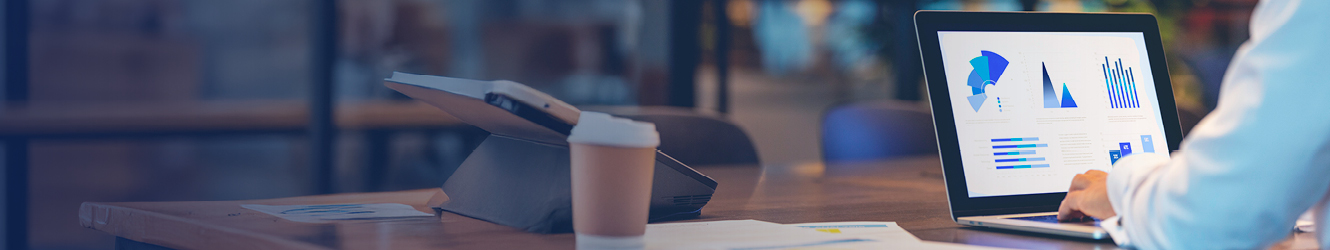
[964, 51, 1008, 112]
[1041, 63, 1077, 109]
[1060, 83, 1078, 108]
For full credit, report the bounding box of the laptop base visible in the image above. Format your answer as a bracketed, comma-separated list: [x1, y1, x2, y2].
[957, 212, 1109, 240]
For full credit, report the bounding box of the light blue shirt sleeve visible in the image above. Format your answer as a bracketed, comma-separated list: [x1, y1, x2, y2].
[1102, 0, 1330, 248]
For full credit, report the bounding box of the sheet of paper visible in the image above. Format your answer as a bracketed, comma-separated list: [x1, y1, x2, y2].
[240, 203, 433, 223]
[776, 240, 1018, 250]
[788, 221, 920, 243]
[784, 221, 1017, 250]
[643, 220, 1018, 250]
[911, 241, 1022, 250]
[644, 220, 862, 250]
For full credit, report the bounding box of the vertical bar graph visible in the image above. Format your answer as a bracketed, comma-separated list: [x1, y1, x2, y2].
[1111, 59, 1118, 108]
[1141, 135, 1155, 153]
[1104, 57, 1139, 108]
[1129, 68, 1138, 108]
[1116, 60, 1123, 107]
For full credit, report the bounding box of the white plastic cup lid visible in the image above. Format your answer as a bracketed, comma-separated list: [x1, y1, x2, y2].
[567, 112, 659, 148]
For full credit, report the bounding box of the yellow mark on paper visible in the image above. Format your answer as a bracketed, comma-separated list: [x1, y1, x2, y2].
[814, 228, 842, 233]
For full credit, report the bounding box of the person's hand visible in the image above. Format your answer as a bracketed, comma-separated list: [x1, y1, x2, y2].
[1058, 170, 1116, 221]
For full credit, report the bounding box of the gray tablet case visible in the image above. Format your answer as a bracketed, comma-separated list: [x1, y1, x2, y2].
[385, 74, 718, 233]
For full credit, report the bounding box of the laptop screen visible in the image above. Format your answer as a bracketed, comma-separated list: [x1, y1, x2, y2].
[936, 31, 1171, 198]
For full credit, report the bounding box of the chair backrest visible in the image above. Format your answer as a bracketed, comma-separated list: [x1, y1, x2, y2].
[821, 101, 937, 163]
[585, 106, 761, 167]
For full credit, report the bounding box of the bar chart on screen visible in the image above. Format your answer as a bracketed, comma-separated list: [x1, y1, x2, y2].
[991, 137, 1051, 170]
[1103, 57, 1139, 108]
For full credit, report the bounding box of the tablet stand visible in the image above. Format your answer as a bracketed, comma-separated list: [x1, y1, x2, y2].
[382, 77, 716, 234]
[436, 134, 717, 234]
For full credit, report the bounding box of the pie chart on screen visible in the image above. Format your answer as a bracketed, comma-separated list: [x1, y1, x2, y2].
[964, 50, 1009, 112]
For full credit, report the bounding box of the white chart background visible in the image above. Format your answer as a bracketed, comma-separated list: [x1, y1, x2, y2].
[936, 32, 1171, 197]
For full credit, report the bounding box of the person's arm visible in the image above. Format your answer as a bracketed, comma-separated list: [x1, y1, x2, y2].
[1066, 0, 1330, 248]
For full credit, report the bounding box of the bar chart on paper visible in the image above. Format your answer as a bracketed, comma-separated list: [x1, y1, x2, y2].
[1103, 57, 1139, 108]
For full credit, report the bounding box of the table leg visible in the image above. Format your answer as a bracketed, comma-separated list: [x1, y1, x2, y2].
[5, 0, 31, 246]
[364, 129, 392, 192]
[5, 138, 28, 250]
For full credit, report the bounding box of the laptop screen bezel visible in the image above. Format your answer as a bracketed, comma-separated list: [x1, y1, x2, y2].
[913, 11, 1185, 218]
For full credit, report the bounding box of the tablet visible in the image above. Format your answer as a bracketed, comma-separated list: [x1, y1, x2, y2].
[385, 72, 579, 145]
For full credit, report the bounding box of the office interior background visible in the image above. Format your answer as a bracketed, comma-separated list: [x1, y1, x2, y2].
[0, 0, 1254, 249]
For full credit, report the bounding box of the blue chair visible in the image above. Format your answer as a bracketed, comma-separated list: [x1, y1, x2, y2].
[821, 101, 937, 163]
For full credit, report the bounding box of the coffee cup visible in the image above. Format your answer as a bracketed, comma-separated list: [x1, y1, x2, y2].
[567, 112, 659, 250]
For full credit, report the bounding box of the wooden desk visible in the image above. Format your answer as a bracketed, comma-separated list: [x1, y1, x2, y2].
[79, 157, 1318, 249]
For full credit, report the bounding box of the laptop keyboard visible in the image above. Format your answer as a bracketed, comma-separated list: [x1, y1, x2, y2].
[1010, 215, 1101, 226]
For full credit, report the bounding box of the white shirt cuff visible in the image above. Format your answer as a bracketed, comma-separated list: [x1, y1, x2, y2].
[1105, 153, 1172, 247]
[1101, 215, 1130, 246]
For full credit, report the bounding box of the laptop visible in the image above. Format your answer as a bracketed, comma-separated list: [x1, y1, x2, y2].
[913, 11, 1185, 239]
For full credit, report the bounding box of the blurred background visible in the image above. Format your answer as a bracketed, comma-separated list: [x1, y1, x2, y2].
[0, 0, 1254, 249]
